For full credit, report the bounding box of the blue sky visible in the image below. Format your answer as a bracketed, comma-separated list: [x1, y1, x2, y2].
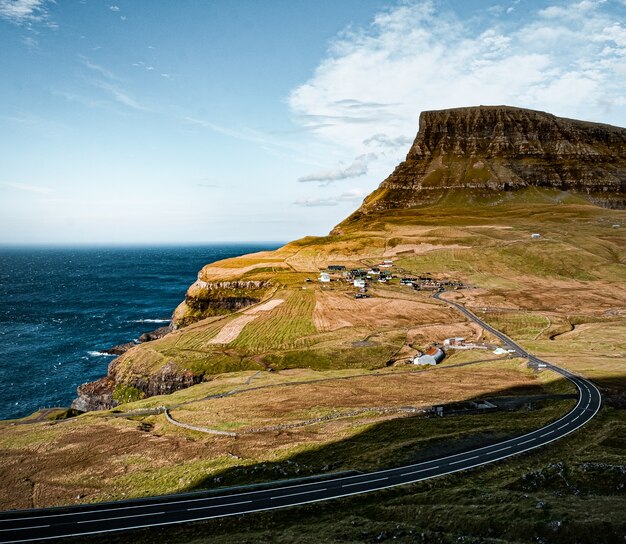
[1, 0, 625, 244]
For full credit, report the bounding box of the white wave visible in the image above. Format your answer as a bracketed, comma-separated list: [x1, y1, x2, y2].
[133, 318, 171, 323]
[87, 350, 115, 357]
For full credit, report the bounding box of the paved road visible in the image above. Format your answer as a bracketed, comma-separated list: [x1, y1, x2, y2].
[0, 295, 602, 543]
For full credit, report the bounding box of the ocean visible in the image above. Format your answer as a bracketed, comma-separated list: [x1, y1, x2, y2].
[0, 244, 281, 420]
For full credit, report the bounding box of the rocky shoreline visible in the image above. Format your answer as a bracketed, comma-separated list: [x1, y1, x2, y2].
[71, 324, 176, 412]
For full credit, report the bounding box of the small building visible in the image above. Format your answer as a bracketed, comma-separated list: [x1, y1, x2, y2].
[319, 272, 331, 283]
[354, 278, 366, 288]
[380, 259, 394, 268]
[613, 224, 621, 229]
[531, 233, 541, 239]
[400, 277, 415, 285]
[444, 337, 465, 347]
[413, 347, 445, 366]
[328, 265, 346, 271]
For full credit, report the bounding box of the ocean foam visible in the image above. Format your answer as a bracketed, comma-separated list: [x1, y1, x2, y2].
[87, 350, 115, 357]
[133, 318, 171, 323]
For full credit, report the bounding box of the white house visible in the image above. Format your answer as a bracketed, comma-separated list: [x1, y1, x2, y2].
[413, 347, 445, 365]
[319, 272, 331, 283]
[354, 278, 366, 288]
[443, 337, 465, 346]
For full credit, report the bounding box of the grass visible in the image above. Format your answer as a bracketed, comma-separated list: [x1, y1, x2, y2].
[477, 311, 551, 341]
[232, 289, 317, 352]
[81, 405, 626, 544]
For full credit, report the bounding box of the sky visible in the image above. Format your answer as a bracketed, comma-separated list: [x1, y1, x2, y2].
[1, 0, 625, 244]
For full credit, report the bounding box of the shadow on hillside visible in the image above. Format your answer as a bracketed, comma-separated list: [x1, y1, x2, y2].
[178, 371, 625, 494]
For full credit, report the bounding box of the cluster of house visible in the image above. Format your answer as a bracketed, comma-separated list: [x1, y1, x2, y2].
[400, 276, 464, 291]
[319, 263, 394, 291]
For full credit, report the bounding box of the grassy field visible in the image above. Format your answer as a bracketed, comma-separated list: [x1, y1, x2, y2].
[0, 360, 578, 510]
[90, 407, 626, 544]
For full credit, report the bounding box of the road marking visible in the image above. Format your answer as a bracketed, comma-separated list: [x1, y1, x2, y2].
[449, 455, 479, 465]
[77, 511, 165, 524]
[556, 424, 568, 430]
[540, 431, 554, 437]
[401, 466, 439, 477]
[488, 446, 512, 455]
[270, 488, 327, 500]
[187, 500, 252, 512]
[341, 477, 388, 488]
[0, 525, 50, 532]
[517, 438, 535, 446]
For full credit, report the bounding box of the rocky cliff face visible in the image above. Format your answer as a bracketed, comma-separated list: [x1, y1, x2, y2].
[172, 279, 271, 328]
[339, 106, 626, 227]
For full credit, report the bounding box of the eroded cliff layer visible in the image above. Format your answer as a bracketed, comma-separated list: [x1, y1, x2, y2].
[341, 106, 626, 226]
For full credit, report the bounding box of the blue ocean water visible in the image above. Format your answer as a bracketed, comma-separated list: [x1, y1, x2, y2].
[0, 244, 281, 420]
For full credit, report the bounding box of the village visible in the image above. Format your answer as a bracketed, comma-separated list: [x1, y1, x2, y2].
[309, 259, 514, 370]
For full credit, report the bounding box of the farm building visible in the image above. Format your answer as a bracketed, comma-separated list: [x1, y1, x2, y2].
[413, 347, 445, 366]
[354, 278, 366, 288]
[328, 265, 346, 271]
[319, 272, 331, 283]
[444, 337, 465, 346]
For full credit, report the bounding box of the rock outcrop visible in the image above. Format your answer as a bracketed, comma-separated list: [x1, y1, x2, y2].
[71, 377, 118, 412]
[172, 279, 271, 328]
[337, 106, 626, 230]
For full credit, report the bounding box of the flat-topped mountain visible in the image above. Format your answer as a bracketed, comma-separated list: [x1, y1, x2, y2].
[338, 106, 626, 230]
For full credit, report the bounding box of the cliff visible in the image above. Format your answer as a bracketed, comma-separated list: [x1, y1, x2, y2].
[336, 106, 626, 231]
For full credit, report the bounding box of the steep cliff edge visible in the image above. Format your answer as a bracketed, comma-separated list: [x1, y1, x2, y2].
[336, 106, 626, 232]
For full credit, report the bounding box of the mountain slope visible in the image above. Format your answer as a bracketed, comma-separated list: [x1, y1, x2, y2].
[336, 106, 626, 233]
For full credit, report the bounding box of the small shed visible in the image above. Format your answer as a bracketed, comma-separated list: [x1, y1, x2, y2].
[328, 265, 346, 271]
[531, 233, 541, 239]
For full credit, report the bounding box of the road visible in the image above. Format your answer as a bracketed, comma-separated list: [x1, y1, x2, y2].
[0, 295, 602, 543]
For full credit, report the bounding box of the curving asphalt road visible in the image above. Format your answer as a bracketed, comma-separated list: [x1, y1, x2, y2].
[0, 295, 602, 543]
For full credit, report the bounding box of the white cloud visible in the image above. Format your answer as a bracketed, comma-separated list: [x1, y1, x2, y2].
[298, 153, 377, 185]
[288, 0, 626, 186]
[80, 56, 117, 80]
[92, 81, 147, 111]
[1, 181, 53, 194]
[363, 133, 412, 148]
[0, 0, 50, 25]
[109, 5, 119, 12]
[294, 188, 368, 207]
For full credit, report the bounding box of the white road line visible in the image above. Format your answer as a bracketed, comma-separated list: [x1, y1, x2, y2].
[77, 511, 165, 524]
[401, 466, 439, 477]
[270, 488, 327, 500]
[449, 455, 479, 465]
[0, 525, 50, 532]
[341, 477, 388, 488]
[487, 445, 512, 455]
[517, 438, 535, 446]
[540, 431, 554, 437]
[187, 500, 252, 512]
[556, 424, 568, 430]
